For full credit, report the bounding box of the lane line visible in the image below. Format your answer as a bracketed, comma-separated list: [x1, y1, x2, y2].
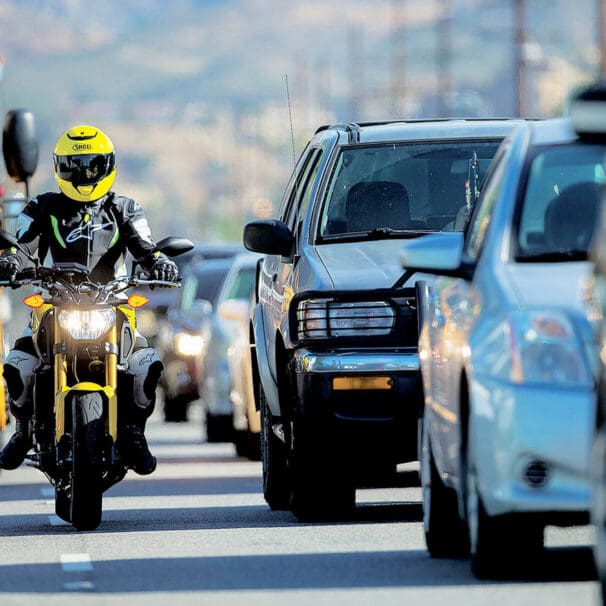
[61, 553, 93, 572]
[64, 581, 95, 591]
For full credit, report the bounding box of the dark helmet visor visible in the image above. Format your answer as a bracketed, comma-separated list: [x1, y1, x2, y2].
[53, 153, 115, 186]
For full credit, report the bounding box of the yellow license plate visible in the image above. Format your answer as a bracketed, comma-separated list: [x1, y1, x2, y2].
[332, 376, 393, 390]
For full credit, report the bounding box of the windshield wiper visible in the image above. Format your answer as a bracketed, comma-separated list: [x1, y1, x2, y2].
[515, 249, 588, 262]
[320, 227, 431, 242]
[365, 227, 430, 239]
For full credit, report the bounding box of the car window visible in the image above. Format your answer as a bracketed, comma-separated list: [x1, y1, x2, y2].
[318, 139, 501, 238]
[179, 264, 230, 310]
[284, 148, 323, 231]
[464, 143, 511, 260]
[280, 147, 320, 228]
[224, 266, 257, 300]
[516, 143, 606, 259]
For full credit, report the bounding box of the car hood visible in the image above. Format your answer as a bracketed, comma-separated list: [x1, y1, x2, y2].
[504, 262, 593, 313]
[315, 239, 424, 289]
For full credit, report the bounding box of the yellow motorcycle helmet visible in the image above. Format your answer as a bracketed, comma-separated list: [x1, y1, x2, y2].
[52, 125, 116, 203]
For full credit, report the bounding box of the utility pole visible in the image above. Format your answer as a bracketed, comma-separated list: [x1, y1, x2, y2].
[513, 0, 527, 117]
[600, 0, 606, 77]
[348, 26, 365, 120]
[436, 0, 452, 117]
[390, 0, 406, 117]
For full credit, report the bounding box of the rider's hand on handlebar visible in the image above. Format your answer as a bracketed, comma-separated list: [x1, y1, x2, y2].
[150, 257, 179, 283]
[0, 255, 20, 282]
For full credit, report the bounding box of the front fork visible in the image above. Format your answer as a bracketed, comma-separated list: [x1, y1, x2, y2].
[53, 321, 119, 444]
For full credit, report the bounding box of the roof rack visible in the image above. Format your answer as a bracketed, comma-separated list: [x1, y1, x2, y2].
[314, 117, 528, 141]
[314, 122, 361, 143]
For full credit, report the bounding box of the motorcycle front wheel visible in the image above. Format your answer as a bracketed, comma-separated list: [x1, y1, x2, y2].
[70, 392, 104, 531]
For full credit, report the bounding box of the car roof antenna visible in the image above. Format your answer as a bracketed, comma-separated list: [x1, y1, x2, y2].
[285, 73, 297, 172]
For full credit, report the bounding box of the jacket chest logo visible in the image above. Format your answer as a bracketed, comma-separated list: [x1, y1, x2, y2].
[66, 221, 113, 243]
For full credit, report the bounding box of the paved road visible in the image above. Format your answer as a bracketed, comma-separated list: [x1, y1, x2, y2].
[0, 405, 599, 605]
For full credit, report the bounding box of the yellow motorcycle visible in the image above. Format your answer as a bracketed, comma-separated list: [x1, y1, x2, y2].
[0, 229, 192, 530]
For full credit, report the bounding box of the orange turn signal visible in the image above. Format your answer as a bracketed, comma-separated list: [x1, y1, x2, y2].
[128, 294, 149, 309]
[23, 294, 44, 308]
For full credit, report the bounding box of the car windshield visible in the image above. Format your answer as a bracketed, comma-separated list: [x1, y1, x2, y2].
[318, 139, 502, 239]
[516, 143, 606, 261]
[179, 262, 231, 310]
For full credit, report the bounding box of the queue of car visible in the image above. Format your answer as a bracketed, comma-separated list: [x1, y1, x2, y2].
[148, 82, 606, 591]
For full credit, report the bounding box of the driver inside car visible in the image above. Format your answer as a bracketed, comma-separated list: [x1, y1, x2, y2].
[0, 124, 179, 475]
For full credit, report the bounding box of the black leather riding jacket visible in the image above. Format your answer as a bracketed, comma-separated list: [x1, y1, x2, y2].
[7, 191, 161, 282]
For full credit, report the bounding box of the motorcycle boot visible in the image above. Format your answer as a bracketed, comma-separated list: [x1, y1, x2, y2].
[0, 345, 38, 469]
[119, 424, 156, 475]
[0, 419, 32, 469]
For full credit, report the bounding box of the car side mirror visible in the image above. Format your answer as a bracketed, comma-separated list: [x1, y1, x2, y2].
[243, 220, 294, 257]
[400, 232, 469, 278]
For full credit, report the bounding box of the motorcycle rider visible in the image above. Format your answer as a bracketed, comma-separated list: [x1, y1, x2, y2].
[0, 124, 179, 475]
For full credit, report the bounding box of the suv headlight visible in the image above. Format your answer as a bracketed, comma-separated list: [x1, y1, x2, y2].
[484, 311, 592, 387]
[296, 299, 395, 339]
[57, 308, 116, 340]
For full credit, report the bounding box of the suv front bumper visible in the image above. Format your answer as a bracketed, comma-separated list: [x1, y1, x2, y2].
[292, 347, 420, 464]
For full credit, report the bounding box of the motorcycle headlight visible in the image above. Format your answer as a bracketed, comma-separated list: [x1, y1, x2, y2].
[57, 308, 116, 340]
[175, 332, 206, 356]
[485, 311, 593, 387]
[296, 298, 395, 339]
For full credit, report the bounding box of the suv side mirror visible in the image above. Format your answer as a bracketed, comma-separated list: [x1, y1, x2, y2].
[243, 220, 294, 257]
[3, 109, 39, 186]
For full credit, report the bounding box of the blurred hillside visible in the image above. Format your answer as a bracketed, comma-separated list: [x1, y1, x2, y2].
[0, 0, 600, 241]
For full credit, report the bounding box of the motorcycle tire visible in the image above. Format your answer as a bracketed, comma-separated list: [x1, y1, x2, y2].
[70, 392, 104, 531]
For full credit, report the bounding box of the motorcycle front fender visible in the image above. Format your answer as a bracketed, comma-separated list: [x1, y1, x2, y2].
[55, 382, 117, 442]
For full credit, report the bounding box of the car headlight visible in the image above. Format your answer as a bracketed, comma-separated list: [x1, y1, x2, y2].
[57, 308, 116, 340]
[485, 311, 593, 387]
[174, 332, 206, 356]
[296, 299, 395, 339]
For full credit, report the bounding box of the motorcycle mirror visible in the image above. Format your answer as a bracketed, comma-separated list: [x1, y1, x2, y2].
[3, 109, 39, 187]
[156, 237, 194, 258]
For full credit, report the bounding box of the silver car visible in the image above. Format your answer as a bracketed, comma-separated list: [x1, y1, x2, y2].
[401, 117, 604, 578]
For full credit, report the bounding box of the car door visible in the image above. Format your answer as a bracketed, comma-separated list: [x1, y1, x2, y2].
[428, 142, 512, 477]
[258, 144, 325, 380]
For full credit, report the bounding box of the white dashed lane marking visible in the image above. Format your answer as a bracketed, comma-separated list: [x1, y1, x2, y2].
[61, 553, 93, 572]
[60, 553, 95, 591]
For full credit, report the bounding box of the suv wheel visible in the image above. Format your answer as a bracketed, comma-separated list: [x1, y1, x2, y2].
[260, 385, 290, 510]
[289, 413, 355, 522]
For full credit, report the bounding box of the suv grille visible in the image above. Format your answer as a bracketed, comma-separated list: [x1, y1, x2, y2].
[291, 288, 417, 347]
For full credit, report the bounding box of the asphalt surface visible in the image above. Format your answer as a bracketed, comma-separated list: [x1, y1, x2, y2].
[0, 404, 600, 606]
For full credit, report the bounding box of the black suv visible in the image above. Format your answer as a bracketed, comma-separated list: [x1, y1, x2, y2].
[244, 119, 521, 521]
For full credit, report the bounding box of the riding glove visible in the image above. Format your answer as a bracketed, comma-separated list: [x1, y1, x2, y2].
[0, 255, 21, 282]
[150, 256, 179, 282]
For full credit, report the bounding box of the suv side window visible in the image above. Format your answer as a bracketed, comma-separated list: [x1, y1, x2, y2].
[284, 148, 323, 231]
[279, 147, 319, 227]
[464, 143, 511, 260]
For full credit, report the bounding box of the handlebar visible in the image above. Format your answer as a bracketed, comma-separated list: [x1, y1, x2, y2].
[0, 268, 181, 303]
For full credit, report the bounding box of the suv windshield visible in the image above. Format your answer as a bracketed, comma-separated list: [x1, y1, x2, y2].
[318, 139, 501, 238]
[516, 143, 606, 261]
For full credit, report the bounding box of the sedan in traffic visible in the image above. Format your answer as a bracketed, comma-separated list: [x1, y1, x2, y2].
[401, 117, 603, 578]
